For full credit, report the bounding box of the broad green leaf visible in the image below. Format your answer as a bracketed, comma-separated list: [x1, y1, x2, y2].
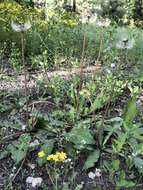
[123, 98, 137, 128]
[83, 150, 100, 169]
[41, 139, 55, 155]
[134, 157, 143, 171]
[66, 126, 95, 149]
[7, 134, 31, 164]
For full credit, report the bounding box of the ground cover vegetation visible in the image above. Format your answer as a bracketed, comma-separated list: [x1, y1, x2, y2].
[1, 0, 143, 189]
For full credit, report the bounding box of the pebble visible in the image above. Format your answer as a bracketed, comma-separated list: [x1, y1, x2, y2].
[26, 176, 43, 187]
[88, 169, 101, 179]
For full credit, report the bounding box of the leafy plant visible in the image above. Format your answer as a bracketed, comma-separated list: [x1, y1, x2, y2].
[7, 134, 31, 164]
[38, 139, 55, 166]
[66, 125, 95, 150]
[83, 150, 100, 169]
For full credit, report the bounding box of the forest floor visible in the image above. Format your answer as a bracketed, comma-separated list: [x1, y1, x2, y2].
[0, 65, 100, 92]
[0, 64, 143, 190]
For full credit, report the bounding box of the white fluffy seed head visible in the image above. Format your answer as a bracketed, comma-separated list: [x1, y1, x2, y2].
[11, 21, 31, 32]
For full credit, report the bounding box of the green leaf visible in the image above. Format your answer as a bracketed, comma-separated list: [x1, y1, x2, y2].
[112, 133, 127, 153]
[83, 150, 100, 169]
[116, 180, 135, 188]
[116, 170, 135, 188]
[123, 98, 137, 128]
[90, 94, 108, 112]
[38, 139, 55, 166]
[0, 150, 9, 160]
[103, 127, 117, 146]
[41, 139, 55, 155]
[134, 157, 143, 171]
[111, 159, 120, 171]
[66, 126, 95, 149]
[0, 121, 20, 130]
[7, 134, 31, 164]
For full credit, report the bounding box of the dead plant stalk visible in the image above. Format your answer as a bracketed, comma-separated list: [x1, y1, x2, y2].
[21, 32, 28, 123]
[79, 31, 86, 90]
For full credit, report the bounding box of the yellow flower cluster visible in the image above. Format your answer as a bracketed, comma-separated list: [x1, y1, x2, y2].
[63, 19, 79, 27]
[47, 152, 67, 162]
[0, 2, 39, 25]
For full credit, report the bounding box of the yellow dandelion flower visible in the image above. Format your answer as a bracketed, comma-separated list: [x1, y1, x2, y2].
[53, 155, 59, 162]
[38, 150, 45, 158]
[63, 19, 78, 27]
[47, 154, 57, 161]
[47, 155, 53, 161]
[47, 152, 67, 162]
[57, 151, 67, 161]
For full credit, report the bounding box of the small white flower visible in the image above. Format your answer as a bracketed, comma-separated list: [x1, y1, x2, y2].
[88, 172, 96, 179]
[65, 158, 72, 163]
[26, 177, 43, 187]
[67, 158, 72, 162]
[22, 125, 27, 131]
[12, 166, 16, 172]
[95, 168, 101, 177]
[111, 63, 116, 68]
[28, 163, 36, 169]
[11, 21, 31, 32]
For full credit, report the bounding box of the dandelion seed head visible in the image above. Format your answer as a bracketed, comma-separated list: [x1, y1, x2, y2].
[11, 21, 31, 32]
